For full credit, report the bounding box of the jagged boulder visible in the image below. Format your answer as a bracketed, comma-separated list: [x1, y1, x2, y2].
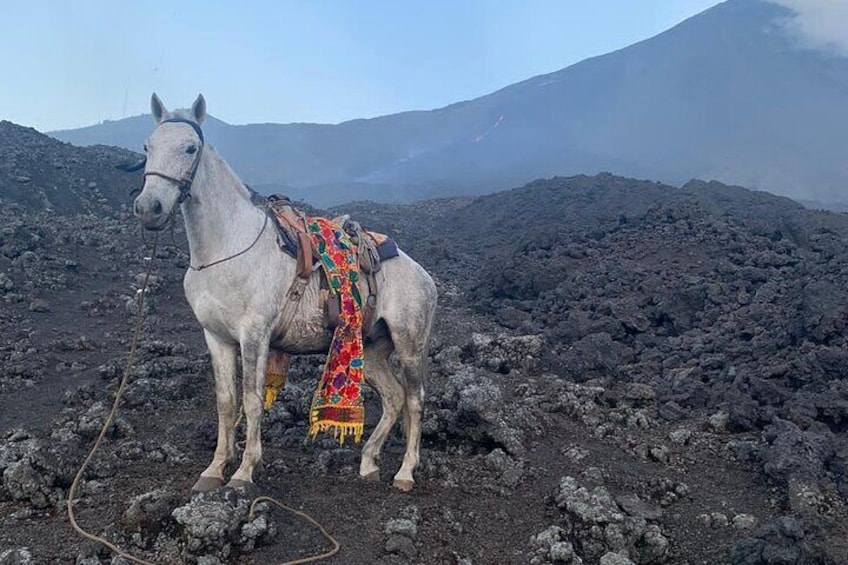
[172, 490, 275, 562]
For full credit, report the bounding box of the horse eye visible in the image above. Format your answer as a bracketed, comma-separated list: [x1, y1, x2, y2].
[186, 145, 197, 154]
[143, 144, 148, 153]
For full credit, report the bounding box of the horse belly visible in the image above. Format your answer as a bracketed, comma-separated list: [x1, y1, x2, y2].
[271, 307, 333, 354]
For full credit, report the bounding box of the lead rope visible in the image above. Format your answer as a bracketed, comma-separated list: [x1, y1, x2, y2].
[67, 232, 160, 565]
[250, 497, 340, 564]
[67, 231, 341, 565]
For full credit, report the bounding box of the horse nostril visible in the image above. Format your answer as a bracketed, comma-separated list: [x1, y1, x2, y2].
[152, 200, 163, 215]
[133, 200, 141, 216]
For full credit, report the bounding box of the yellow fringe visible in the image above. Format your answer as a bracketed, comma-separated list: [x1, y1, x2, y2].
[264, 352, 289, 411]
[263, 372, 287, 411]
[309, 418, 364, 446]
[263, 386, 279, 411]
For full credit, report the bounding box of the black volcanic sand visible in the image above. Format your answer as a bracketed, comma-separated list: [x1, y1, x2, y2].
[1, 125, 847, 564]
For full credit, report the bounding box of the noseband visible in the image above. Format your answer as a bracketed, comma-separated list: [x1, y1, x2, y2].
[142, 118, 205, 204]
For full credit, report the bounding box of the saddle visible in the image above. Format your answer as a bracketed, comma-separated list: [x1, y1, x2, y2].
[266, 195, 398, 333]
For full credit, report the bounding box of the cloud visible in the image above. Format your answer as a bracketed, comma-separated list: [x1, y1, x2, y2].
[770, 1, 848, 57]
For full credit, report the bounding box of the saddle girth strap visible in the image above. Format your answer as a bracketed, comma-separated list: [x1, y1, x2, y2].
[362, 269, 378, 335]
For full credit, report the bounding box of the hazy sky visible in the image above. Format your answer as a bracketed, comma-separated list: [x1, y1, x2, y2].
[0, 2, 831, 134]
[4, 1, 845, 131]
[0, 0, 733, 131]
[772, 0, 848, 57]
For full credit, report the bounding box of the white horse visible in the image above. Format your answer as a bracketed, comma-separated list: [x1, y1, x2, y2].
[133, 94, 437, 491]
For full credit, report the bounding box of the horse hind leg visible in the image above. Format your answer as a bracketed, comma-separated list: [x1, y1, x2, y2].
[359, 337, 404, 481]
[193, 330, 238, 492]
[392, 344, 428, 492]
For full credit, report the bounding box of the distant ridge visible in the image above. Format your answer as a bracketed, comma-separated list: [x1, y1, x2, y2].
[50, 0, 848, 207]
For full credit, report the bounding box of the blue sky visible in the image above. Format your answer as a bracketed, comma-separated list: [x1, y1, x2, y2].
[0, 0, 721, 131]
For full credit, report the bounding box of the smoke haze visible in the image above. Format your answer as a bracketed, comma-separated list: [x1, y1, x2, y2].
[771, 0, 848, 56]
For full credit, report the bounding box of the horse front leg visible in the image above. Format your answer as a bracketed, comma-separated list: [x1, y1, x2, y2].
[193, 330, 239, 492]
[227, 331, 270, 488]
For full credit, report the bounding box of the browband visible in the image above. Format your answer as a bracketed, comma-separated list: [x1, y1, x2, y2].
[117, 117, 204, 174]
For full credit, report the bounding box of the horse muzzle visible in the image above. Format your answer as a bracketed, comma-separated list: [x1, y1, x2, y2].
[133, 195, 169, 231]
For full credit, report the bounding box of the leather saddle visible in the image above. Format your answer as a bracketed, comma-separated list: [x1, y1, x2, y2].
[265, 195, 396, 333]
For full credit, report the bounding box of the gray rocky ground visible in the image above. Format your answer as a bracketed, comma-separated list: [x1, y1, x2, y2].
[0, 122, 846, 563]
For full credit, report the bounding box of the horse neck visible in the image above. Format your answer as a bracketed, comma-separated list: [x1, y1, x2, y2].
[181, 148, 264, 267]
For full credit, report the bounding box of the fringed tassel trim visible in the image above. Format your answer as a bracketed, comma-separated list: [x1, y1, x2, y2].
[309, 413, 364, 446]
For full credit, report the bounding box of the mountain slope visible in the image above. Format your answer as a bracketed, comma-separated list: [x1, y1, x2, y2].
[0, 121, 140, 214]
[49, 0, 848, 206]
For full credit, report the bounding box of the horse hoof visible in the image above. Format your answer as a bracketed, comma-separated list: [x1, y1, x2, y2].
[361, 470, 380, 482]
[226, 478, 254, 491]
[392, 479, 414, 492]
[192, 476, 224, 492]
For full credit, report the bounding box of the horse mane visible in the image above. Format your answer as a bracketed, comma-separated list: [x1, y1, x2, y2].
[245, 184, 268, 208]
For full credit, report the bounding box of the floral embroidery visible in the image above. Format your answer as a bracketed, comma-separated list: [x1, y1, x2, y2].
[306, 217, 365, 445]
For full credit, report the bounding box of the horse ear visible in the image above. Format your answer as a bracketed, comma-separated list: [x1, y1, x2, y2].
[191, 94, 206, 124]
[151, 93, 169, 124]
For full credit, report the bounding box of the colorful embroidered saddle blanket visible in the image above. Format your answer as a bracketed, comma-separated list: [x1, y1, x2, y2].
[305, 217, 365, 444]
[263, 214, 366, 445]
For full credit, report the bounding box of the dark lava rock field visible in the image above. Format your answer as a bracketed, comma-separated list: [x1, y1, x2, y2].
[1, 121, 846, 564]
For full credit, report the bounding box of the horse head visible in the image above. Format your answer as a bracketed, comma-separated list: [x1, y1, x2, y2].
[133, 93, 206, 230]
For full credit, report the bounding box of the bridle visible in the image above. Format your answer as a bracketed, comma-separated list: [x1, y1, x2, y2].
[142, 118, 205, 204]
[127, 117, 270, 272]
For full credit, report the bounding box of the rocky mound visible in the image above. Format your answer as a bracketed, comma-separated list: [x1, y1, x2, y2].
[0, 121, 141, 214]
[469, 176, 848, 563]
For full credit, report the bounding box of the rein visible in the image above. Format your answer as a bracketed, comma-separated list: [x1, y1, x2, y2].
[189, 210, 270, 271]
